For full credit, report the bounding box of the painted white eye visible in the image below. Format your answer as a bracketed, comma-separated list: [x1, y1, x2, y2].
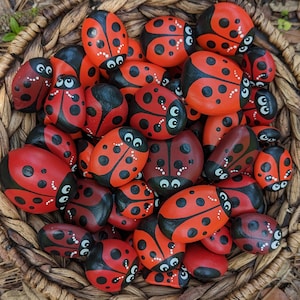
[125, 274, 135, 283]
[170, 106, 179, 117]
[106, 59, 116, 69]
[80, 248, 90, 256]
[61, 184, 71, 194]
[159, 263, 169, 272]
[180, 270, 189, 280]
[244, 35, 253, 45]
[243, 77, 250, 87]
[116, 56, 124, 65]
[257, 96, 267, 105]
[124, 132, 133, 142]
[219, 191, 228, 201]
[223, 200, 231, 211]
[133, 137, 142, 147]
[58, 195, 69, 204]
[280, 181, 288, 188]
[168, 118, 178, 129]
[36, 63, 45, 73]
[239, 45, 248, 53]
[170, 257, 179, 267]
[241, 87, 250, 99]
[64, 78, 75, 88]
[175, 86, 183, 97]
[159, 179, 169, 188]
[259, 134, 268, 141]
[161, 78, 170, 86]
[45, 66, 53, 75]
[271, 240, 280, 250]
[185, 36, 193, 46]
[171, 179, 181, 188]
[260, 106, 270, 115]
[56, 78, 64, 87]
[185, 25, 192, 35]
[274, 229, 282, 240]
[271, 183, 281, 191]
[81, 239, 90, 248]
[256, 81, 265, 87]
[215, 168, 224, 177]
[130, 264, 138, 274]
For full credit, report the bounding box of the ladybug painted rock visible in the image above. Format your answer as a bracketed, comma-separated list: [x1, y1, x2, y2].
[202, 110, 246, 156]
[241, 46, 276, 87]
[215, 174, 265, 217]
[84, 83, 128, 138]
[37, 223, 94, 258]
[231, 212, 282, 254]
[181, 50, 251, 116]
[64, 178, 113, 233]
[129, 83, 187, 140]
[0, 145, 77, 214]
[242, 87, 278, 126]
[76, 138, 94, 178]
[142, 264, 190, 289]
[204, 125, 259, 182]
[85, 239, 139, 292]
[25, 124, 77, 172]
[254, 145, 293, 191]
[108, 200, 141, 231]
[89, 126, 149, 188]
[109, 60, 170, 101]
[12, 57, 53, 112]
[133, 215, 186, 272]
[81, 10, 128, 71]
[114, 179, 155, 219]
[127, 37, 146, 62]
[201, 225, 232, 255]
[251, 125, 281, 145]
[140, 15, 195, 67]
[157, 184, 232, 243]
[92, 224, 122, 242]
[195, 2, 255, 56]
[50, 45, 99, 89]
[44, 74, 86, 133]
[183, 242, 228, 280]
[143, 129, 204, 197]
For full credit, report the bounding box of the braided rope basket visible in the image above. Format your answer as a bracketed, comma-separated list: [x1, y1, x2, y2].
[0, 0, 299, 299]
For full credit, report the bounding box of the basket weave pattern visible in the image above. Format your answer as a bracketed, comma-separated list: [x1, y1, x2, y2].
[0, 0, 299, 299]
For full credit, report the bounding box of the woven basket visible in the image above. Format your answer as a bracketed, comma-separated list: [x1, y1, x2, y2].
[0, 0, 299, 299]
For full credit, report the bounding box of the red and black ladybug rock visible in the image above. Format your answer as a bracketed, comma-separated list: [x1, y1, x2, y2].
[89, 126, 149, 188]
[241, 46, 276, 87]
[215, 174, 265, 217]
[38, 223, 94, 258]
[12, 57, 53, 112]
[140, 15, 196, 67]
[143, 129, 204, 197]
[183, 242, 228, 280]
[133, 215, 186, 272]
[204, 125, 259, 182]
[181, 50, 251, 116]
[158, 184, 232, 243]
[114, 179, 155, 219]
[50, 45, 99, 89]
[44, 74, 86, 133]
[231, 212, 282, 254]
[129, 83, 187, 140]
[25, 124, 78, 172]
[0, 145, 77, 214]
[251, 125, 281, 145]
[254, 145, 293, 191]
[85, 239, 139, 292]
[242, 87, 278, 126]
[81, 10, 128, 71]
[195, 2, 255, 56]
[142, 264, 190, 288]
[64, 178, 113, 233]
[84, 82, 128, 138]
